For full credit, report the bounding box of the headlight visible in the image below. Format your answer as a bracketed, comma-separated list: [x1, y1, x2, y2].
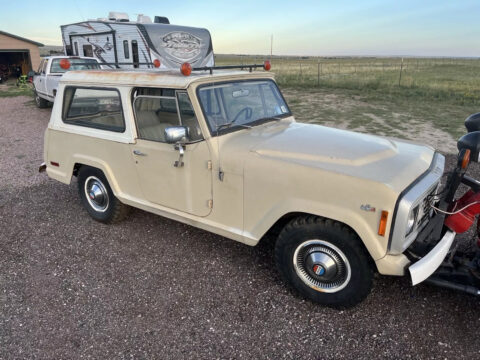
[406, 206, 419, 236]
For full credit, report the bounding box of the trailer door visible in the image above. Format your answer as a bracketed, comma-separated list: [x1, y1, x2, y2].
[132, 40, 139, 68]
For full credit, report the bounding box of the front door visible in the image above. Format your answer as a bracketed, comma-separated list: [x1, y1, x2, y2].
[130, 88, 212, 217]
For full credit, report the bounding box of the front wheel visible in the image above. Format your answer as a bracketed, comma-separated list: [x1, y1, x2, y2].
[77, 167, 129, 223]
[275, 216, 374, 308]
[34, 89, 49, 108]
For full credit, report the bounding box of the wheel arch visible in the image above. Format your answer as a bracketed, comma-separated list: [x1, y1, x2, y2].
[71, 159, 121, 196]
[259, 211, 380, 267]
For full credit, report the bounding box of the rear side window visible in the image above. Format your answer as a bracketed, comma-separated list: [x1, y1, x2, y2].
[62, 87, 125, 132]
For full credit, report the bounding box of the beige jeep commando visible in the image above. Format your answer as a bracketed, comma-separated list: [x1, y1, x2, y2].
[41, 62, 448, 308]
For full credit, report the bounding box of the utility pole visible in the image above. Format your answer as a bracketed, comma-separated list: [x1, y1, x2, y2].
[270, 34, 273, 60]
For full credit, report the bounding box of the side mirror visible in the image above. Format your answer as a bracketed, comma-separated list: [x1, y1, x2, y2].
[465, 112, 480, 133]
[457, 131, 480, 162]
[164, 126, 187, 144]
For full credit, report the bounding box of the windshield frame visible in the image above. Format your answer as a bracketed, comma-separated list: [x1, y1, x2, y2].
[195, 78, 292, 137]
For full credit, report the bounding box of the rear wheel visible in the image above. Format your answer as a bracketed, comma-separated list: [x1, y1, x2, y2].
[275, 216, 374, 308]
[77, 167, 129, 223]
[34, 90, 49, 108]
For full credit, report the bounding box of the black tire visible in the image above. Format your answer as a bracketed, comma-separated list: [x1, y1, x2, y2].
[275, 216, 374, 308]
[77, 166, 129, 224]
[34, 89, 49, 108]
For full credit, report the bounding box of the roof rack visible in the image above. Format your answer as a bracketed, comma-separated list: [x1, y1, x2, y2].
[192, 62, 271, 75]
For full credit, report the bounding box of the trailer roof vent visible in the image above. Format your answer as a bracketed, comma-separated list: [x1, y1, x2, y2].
[108, 11, 129, 22]
[154, 16, 170, 24]
[137, 14, 152, 23]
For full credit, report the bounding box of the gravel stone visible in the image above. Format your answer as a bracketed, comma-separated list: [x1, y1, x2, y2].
[0, 96, 479, 359]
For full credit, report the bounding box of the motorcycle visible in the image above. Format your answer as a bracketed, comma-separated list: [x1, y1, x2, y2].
[410, 112, 480, 295]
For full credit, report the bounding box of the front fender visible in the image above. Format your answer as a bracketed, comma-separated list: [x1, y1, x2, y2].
[246, 197, 389, 261]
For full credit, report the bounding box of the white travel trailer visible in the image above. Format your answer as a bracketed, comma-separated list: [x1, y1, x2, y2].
[60, 12, 214, 69]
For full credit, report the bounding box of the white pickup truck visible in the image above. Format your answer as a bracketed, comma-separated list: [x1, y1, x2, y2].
[33, 56, 101, 108]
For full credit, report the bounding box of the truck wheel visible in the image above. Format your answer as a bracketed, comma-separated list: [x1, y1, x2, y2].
[77, 167, 129, 223]
[275, 216, 374, 308]
[34, 90, 49, 108]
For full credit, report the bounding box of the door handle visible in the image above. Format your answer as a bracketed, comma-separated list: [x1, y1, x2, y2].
[133, 149, 147, 156]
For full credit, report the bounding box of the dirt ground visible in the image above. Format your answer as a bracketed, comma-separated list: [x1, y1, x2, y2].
[1, 96, 480, 359]
[282, 88, 459, 154]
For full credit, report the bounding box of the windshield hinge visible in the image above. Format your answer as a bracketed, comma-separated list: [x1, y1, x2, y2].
[207, 160, 212, 170]
[208, 199, 213, 209]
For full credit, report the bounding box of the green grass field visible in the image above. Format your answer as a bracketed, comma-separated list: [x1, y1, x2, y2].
[0, 80, 33, 98]
[216, 55, 480, 152]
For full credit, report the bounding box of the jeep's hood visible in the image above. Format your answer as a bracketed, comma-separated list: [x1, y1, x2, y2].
[244, 121, 435, 193]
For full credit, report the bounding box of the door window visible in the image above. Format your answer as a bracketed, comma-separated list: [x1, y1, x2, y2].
[74, 42, 79, 56]
[133, 88, 203, 142]
[37, 59, 45, 73]
[177, 92, 203, 141]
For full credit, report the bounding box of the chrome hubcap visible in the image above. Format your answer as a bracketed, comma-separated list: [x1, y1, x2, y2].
[84, 176, 109, 212]
[293, 240, 351, 293]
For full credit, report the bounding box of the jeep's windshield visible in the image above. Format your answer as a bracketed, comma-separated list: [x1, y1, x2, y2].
[50, 58, 100, 74]
[197, 79, 290, 134]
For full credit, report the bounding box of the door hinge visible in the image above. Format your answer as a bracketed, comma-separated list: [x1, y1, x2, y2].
[207, 160, 212, 170]
[208, 199, 213, 209]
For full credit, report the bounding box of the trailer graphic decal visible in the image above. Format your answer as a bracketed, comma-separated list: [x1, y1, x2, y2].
[162, 32, 201, 60]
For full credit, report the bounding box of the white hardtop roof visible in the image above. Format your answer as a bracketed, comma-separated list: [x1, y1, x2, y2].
[60, 69, 275, 88]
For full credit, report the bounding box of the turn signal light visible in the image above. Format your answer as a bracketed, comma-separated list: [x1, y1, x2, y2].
[263, 60, 271, 71]
[461, 149, 471, 169]
[378, 210, 389, 236]
[59, 59, 71, 70]
[153, 59, 161, 68]
[181, 62, 192, 76]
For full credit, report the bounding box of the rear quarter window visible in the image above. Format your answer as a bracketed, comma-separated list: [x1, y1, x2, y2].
[62, 87, 125, 132]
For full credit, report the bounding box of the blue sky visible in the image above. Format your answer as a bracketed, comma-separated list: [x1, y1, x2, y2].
[1, 0, 478, 56]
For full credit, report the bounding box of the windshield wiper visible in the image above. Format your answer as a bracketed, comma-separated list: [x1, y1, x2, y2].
[216, 120, 252, 131]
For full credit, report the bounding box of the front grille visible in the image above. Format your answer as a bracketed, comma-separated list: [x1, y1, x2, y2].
[417, 186, 438, 228]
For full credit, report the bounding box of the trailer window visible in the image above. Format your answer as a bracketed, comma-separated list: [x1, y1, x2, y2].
[83, 45, 93, 57]
[123, 40, 130, 59]
[62, 87, 125, 132]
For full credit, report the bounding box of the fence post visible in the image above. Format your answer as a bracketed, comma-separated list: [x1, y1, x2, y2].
[398, 58, 404, 86]
[317, 62, 320, 86]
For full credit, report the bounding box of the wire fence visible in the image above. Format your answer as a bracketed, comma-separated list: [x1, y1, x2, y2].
[216, 56, 480, 101]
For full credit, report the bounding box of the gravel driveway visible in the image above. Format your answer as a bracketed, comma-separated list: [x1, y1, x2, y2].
[0, 96, 479, 359]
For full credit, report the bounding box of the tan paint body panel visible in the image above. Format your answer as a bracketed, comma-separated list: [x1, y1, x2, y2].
[44, 69, 437, 275]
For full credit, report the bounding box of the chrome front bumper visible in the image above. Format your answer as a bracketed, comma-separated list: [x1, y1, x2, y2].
[409, 230, 456, 285]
